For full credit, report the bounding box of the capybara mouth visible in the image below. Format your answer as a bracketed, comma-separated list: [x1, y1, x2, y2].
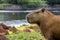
[27, 17, 35, 24]
[27, 21, 36, 24]
[27, 21, 33, 24]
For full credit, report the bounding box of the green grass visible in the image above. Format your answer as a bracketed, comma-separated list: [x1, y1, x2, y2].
[5, 24, 45, 40]
[6, 31, 45, 40]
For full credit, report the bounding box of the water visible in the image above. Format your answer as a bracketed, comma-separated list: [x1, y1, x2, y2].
[0, 9, 60, 27]
[0, 20, 29, 27]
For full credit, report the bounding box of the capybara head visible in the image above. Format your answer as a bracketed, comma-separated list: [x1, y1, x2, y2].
[26, 8, 53, 24]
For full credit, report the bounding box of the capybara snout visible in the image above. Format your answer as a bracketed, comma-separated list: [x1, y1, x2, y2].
[26, 12, 41, 24]
[26, 15, 34, 23]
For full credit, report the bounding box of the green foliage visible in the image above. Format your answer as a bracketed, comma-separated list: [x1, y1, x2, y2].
[6, 32, 45, 40]
[1, 0, 17, 4]
[0, 4, 4, 9]
[6, 23, 45, 40]
[0, 0, 60, 4]
[17, 0, 48, 8]
[1, 0, 11, 3]
[0, 0, 60, 9]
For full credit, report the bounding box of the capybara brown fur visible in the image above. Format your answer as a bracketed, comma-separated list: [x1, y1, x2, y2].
[26, 8, 60, 40]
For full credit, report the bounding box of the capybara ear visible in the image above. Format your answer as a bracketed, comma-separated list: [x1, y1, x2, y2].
[41, 8, 45, 12]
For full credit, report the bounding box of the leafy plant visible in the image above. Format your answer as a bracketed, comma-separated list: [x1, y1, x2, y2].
[6, 32, 45, 40]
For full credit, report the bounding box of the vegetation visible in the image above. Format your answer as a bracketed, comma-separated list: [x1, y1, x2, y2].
[0, 0, 59, 9]
[6, 32, 45, 40]
[5, 24, 45, 40]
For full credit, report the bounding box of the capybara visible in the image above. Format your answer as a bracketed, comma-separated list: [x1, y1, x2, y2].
[26, 8, 60, 40]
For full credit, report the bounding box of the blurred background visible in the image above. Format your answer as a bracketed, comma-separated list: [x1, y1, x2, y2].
[0, 0, 60, 26]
